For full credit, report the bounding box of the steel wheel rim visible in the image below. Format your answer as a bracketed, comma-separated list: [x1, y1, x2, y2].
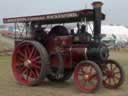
[103, 62, 122, 88]
[12, 43, 42, 85]
[74, 63, 99, 92]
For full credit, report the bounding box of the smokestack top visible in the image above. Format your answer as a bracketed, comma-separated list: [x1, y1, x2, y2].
[92, 1, 103, 8]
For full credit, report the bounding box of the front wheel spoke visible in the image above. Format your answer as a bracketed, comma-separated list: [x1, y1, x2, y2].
[104, 76, 108, 82]
[110, 64, 113, 71]
[78, 74, 84, 80]
[80, 78, 88, 85]
[112, 66, 118, 71]
[89, 67, 93, 74]
[83, 81, 88, 86]
[114, 71, 120, 75]
[108, 78, 112, 84]
[78, 71, 84, 76]
[89, 79, 97, 86]
[112, 77, 117, 84]
[83, 80, 95, 88]
[82, 66, 88, 74]
[114, 76, 120, 80]
[90, 73, 97, 81]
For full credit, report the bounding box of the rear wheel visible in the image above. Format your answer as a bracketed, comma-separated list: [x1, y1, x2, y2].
[47, 51, 73, 82]
[74, 60, 102, 93]
[12, 41, 49, 86]
[102, 59, 125, 89]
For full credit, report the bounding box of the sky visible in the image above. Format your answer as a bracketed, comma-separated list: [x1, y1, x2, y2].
[0, 0, 128, 25]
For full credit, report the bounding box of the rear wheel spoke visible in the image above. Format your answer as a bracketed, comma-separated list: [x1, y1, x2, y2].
[17, 65, 25, 73]
[32, 63, 41, 69]
[30, 69, 38, 78]
[33, 60, 41, 64]
[32, 49, 38, 59]
[29, 47, 36, 58]
[31, 56, 40, 62]
[35, 69, 40, 78]
[26, 45, 31, 55]
[18, 57, 25, 62]
[17, 50, 25, 57]
[26, 69, 30, 80]
[24, 49, 28, 60]
[23, 68, 28, 75]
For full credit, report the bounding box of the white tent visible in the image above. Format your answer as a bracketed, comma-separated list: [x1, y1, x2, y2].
[86, 24, 128, 43]
[101, 25, 128, 43]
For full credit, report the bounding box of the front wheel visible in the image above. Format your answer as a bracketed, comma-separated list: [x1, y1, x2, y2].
[74, 60, 102, 93]
[102, 59, 125, 89]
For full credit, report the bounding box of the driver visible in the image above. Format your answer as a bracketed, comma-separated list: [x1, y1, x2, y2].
[80, 24, 89, 35]
[79, 24, 92, 43]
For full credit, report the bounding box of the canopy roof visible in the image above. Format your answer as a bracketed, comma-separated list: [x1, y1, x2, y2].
[3, 9, 105, 24]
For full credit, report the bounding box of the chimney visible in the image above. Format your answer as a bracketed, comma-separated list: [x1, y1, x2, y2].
[92, 1, 103, 42]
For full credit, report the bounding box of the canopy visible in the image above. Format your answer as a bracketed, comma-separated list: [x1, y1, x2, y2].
[3, 9, 105, 24]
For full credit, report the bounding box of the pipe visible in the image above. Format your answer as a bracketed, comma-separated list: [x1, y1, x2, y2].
[92, 1, 103, 42]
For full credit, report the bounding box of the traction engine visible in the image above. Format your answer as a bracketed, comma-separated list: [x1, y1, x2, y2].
[3, 1, 125, 93]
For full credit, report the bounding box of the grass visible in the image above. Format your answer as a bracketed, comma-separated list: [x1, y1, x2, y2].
[0, 51, 128, 96]
[0, 34, 14, 51]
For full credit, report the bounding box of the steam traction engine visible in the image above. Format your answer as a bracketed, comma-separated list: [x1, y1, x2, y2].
[3, 2, 125, 93]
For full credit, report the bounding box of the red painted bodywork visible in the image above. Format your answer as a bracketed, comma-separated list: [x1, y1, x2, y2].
[46, 36, 88, 69]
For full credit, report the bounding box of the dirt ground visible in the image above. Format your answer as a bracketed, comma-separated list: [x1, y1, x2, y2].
[0, 51, 128, 96]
